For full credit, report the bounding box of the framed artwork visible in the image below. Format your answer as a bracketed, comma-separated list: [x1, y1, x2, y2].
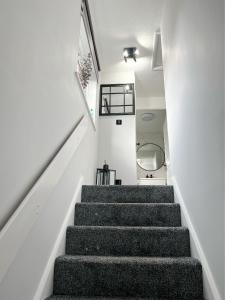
[76, 0, 100, 125]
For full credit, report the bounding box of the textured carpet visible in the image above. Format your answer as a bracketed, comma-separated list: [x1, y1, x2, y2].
[47, 185, 203, 300]
[74, 203, 181, 227]
[53, 255, 202, 299]
[47, 297, 204, 300]
[66, 226, 190, 257]
[81, 185, 174, 203]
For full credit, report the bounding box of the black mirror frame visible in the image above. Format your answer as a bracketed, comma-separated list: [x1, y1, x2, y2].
[136, 142, 166, 171]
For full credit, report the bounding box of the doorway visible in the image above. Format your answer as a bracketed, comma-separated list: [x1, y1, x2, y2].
[135, 32, 170, 185]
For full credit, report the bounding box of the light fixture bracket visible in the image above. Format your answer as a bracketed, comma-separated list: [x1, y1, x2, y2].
[123, 47, 139, 62]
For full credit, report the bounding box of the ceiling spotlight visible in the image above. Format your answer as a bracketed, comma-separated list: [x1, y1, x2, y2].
[123, 47, 139, 62]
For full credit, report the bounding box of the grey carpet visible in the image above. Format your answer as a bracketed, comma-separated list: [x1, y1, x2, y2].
[66, 226, 190, 257]
[81, 185, 174, 203]
[75, 203, 181, 227]
[53, 256, 202, 299]
[47, 185, 203, 300]
[46, 297, 204, 300]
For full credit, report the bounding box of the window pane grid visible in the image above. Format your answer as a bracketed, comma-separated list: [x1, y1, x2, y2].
[99, 84, 135, 116]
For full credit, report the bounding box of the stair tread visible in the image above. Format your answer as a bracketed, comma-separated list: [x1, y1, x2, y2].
[75, 203, 181, 227]
[66, 226, 190, 257]
[54, 255, 202, 298]
[68, 225, 187, 230]
[56, 255, 200, 265]
[77, 203, 178, 206]
[47, 297, 204, 300]
[81, 185, 174, 203]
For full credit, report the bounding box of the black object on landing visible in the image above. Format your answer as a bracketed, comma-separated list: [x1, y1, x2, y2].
[47, 185, 203, 300]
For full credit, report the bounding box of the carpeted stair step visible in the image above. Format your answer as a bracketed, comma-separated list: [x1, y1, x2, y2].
[66, 226, 190, 257]
[53, 256, 203, 299]
[46, 297, 204, 300]
[75, 203, 181, 227]
[81, 185, 174, 203]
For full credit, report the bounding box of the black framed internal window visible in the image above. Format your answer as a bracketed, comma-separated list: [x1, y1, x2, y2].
[99, 84, 135, 116]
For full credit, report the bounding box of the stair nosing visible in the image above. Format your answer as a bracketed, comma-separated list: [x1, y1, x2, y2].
[56, 255, 201, 266]
[67, 225, 188, 231]
[76, 203, 179, 206]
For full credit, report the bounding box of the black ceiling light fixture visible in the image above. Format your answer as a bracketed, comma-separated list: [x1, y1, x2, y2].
[123, 47, 139, 62]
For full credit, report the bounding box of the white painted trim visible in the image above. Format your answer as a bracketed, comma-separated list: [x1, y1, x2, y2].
[172, 176, 222, 300]
[34, 177, 84, 300]
[0, 116, 88, 283]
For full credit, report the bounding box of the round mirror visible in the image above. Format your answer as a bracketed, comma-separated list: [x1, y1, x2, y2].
[137, 143, 165, 171]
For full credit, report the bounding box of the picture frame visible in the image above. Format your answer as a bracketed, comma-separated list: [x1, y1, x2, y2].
[76, 0, 100, 126]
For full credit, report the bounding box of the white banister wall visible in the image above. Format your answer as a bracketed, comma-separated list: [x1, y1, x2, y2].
[0, 0, 99, 299]
[0, 0, 89, 229]
[0, 114, 97, 300]
[161, 1, 224, 299]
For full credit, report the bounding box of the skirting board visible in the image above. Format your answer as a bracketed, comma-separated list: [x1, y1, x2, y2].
[171, 176, 222, 300]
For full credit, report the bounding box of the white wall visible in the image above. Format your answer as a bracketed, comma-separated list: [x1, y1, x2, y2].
[163, 118, 172, 183]
[161, 1, 224, 299]
[0, 0, 86, 228]
[0, 0, 98, 299]
[98, 71, 137, 184]
[100, 70, 135, 85]
[136, 97, 166, 110]
[98, 115, 137, 184]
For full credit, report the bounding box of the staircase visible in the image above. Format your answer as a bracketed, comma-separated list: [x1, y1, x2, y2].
[47, 185, 203, 300]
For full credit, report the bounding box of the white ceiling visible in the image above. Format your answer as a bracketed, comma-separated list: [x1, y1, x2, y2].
[136, 109, 166, 133]
[89, 0, 165, 98]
